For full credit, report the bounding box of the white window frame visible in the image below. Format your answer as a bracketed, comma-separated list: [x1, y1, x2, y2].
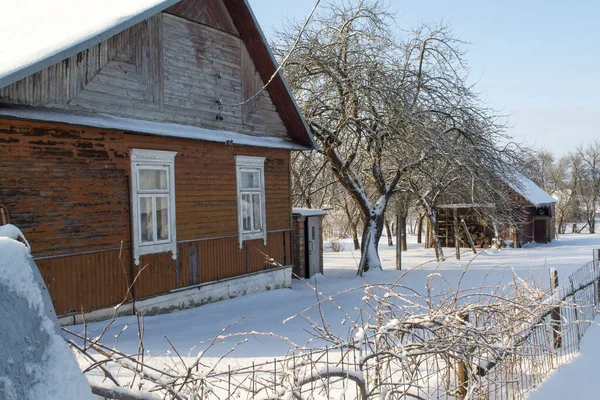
[235, 156, 267, 248]
[130, 149, 177, 265]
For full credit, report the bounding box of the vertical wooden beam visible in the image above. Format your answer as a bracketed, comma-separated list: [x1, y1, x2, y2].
[454, 208, 460, 260]
[457, 312, 469, 400]
[461, 219, 477, 254]
[189, 243, 199, 285]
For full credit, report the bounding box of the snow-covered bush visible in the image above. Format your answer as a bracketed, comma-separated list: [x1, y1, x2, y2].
[63, 264, 579, 400]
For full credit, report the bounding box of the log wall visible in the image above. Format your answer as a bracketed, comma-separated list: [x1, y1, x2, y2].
[0, 118, 292, 315]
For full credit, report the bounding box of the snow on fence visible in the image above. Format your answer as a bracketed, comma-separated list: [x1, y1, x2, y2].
[70, 251, 600, 400]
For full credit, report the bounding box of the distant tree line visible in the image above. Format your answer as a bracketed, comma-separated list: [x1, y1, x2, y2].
[524, 141, 600, 235]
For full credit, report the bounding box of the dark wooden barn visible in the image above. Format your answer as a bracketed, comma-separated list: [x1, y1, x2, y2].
[0, 0, 315, 321]
[437, 172, 557, 248]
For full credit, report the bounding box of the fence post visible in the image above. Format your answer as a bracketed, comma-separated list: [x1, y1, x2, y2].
[594, 249, 600, 305]
[549, 268, 562, 349]
[570, 277, 581, 347]
[457, 312, 469, 400]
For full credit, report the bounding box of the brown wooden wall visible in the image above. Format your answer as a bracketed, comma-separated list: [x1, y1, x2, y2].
[0, 118, 292, 315]
[0, 5, 288, 139]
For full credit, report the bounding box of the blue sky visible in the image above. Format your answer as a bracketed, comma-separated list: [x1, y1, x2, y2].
[248, 0, 600, 157]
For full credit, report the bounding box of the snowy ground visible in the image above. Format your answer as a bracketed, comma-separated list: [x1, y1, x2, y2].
[71, 233, 600, 396]
[526, 322, 600, 399]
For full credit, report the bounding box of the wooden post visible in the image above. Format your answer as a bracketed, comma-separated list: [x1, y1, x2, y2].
[570, 277, 581, 345]
[454, 209, 460, 260]
[457, 312, 469, 400]
[396, 214, 401, 270]
[549, 268, 562, 349]
[594, 249, 600, 304]
[461, 219, 477, 254]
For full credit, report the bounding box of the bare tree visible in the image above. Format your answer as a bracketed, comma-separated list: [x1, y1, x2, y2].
[291, 151, 338, 209]
[576, 141, 600, 233]
[278, 0, 511, 274]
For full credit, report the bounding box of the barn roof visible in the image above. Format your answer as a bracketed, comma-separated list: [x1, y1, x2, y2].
[506, 171, 557, 207]
[0, 0, 316, 148]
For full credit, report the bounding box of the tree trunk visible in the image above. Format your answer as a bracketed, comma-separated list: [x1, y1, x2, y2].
[417, 213, 424, 244]
[400, 213, 408, 251]
[557, 212, 565, 234]
[357, 212, 386, 275]
[351, 222, 360, 250]
[424, 218, 431, 248]
[425, 210, 445, 261]
[385, 219, 394, 246]
[590, 217, 596, 234]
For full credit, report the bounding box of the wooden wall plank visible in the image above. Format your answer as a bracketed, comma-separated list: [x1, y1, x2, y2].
[1, 118, 292, 314]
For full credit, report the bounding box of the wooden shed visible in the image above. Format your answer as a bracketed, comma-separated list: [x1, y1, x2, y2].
[292, 208, 327, 279]
[437, 172, 557, 248]
[0, 0, 315, 321]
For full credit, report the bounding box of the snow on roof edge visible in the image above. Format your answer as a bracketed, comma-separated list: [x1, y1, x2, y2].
[0, 0, 180, 89]
[292, 208, 328, 217]
[0, 106, 312, 150]
[505, 170, 557, 207]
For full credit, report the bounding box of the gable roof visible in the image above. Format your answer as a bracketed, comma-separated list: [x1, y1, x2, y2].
[0, 0, 316, 149]
[506, 171, 556, 207]
[0, 0, 179, 88]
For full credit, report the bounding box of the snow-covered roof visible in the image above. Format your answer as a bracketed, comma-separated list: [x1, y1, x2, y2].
[292, 208, 328, 217]
[0, 0, 179, 88]
[0, 106, 312, 150]
[506, 171, 557, 207]
[0, 0, 317, 149]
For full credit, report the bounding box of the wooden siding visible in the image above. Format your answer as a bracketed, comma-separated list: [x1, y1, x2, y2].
[36, 248, 133, 314]
[224, 0, 314, 147]
[0, 10, 289, 140]
[0, 118, 292, 314]
[165, 0, 239, 36]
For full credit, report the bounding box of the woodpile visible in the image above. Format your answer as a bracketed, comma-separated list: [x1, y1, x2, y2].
[462, 222, 494, 248]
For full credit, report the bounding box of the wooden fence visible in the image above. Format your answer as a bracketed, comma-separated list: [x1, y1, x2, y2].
[87, 250, 600, 400]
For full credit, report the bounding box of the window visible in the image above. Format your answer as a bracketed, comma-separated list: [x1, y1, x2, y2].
[130, 149, 177, 265]
[235, 156, 266, 248]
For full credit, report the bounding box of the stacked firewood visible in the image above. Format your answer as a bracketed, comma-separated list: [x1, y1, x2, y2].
[464, 223, 493, 248]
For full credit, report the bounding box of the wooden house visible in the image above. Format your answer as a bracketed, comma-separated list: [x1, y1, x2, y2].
[0, 0, 315, 322]
[437, 172, 557, 248]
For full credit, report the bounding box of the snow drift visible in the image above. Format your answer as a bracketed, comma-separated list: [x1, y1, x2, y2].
[0, 225, 93, 400]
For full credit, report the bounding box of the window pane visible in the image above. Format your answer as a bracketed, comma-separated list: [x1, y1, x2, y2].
[242, 194, 252, 231]
[156, 196, 169, 241]
[240, 171, 260, 189]
[140, 197, 154, 242]
[139, 169, 167, 190]
[252, 194, 261, 231]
